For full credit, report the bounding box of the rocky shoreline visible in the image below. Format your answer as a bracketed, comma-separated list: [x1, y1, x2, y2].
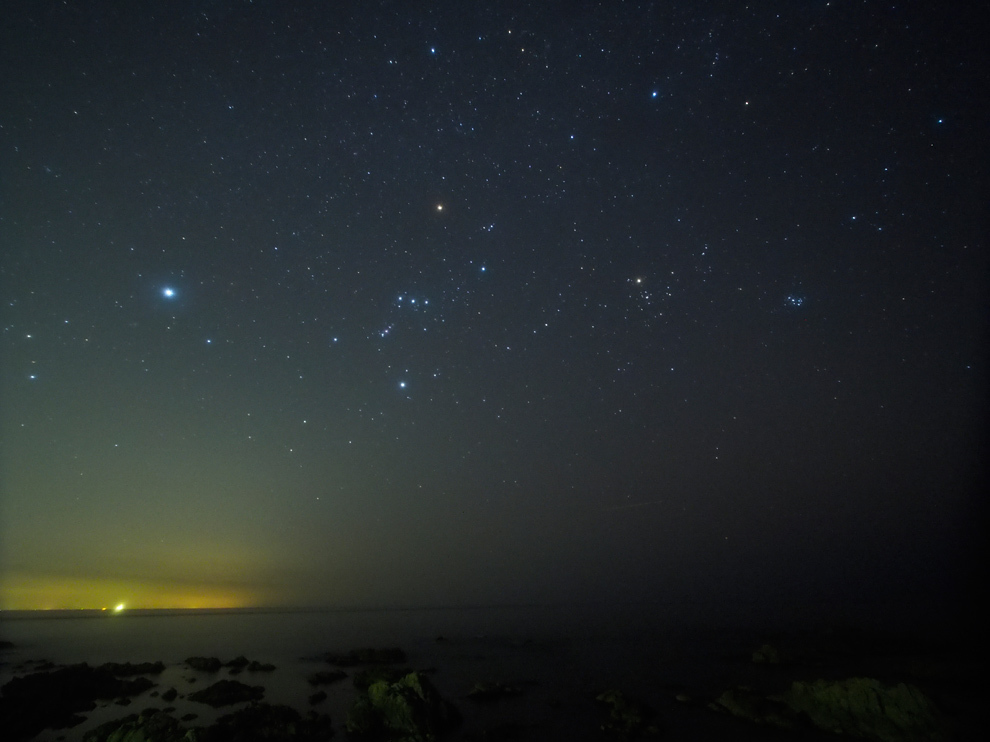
[0, 628, 981, 741]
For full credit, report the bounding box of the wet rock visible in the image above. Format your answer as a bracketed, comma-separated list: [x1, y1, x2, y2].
[307, 670, 347, 686]
[100, 662, 167, 676]
[784, 677, 947, 742]
[207, 702, 333, 742]
[595, 689, 659, 737]
[326, 647, 407, 666]
[161, 688, 178, 702]
[188, 679, 265, 708]
[308, 691, 327, 705]
[0, 640, 15, 650]
[82, 709, 189, 742]
[0, 663, 156, 742]
[346, 671, 459, 741]
[466, 681, 523, 702]
[185, 657, 222, 673]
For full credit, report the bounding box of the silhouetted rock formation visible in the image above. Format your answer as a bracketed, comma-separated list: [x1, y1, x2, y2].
[346, 671, 459, 740]
[0, 664, 156, 741]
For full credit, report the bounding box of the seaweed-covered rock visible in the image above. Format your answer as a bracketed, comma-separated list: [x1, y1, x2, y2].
[346, 671, 458, 741]
[595, 689, 659, 737]
[326, 647, 407, 666]
[0, 663, 156, 741]
[82, 709, 191, 742]
[186, 657, 223, 673]
[188, 680, 264, 708]
[205, 702, 333, 742]
[783, 677, 946, 742]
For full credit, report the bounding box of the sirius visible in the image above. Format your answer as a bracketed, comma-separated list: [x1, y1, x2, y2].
[162, 287, 176, 298]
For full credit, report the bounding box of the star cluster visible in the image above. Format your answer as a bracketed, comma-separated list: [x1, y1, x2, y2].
[0, 2, 983, 610]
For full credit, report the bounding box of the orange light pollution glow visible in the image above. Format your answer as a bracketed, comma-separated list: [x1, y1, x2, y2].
[1, 572, 260, 610]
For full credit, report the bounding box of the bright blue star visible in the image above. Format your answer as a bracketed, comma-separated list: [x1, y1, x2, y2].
[162, 287, 177, 299]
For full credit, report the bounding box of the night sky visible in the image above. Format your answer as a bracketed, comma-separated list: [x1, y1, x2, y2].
[1, 2, 985, 615]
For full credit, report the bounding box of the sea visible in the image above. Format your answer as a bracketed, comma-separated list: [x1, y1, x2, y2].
[0, 602, 959, 741]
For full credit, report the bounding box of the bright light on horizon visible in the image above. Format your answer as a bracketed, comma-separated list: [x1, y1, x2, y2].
[0, 572, 263, 611]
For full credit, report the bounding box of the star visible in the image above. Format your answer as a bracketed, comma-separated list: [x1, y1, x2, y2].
[162, 287, 176, 299]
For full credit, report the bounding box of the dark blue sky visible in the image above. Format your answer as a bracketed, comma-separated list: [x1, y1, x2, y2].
[1, 1, 985, 614]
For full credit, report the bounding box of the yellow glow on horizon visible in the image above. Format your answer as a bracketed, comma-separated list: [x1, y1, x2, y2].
[0, 572, 263, 610]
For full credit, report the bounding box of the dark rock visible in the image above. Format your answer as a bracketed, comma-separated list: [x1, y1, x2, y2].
[0, 640, 15, 650]
[0, 663, 156, 742]
[247, 661, 276, 672]
[783, 677, 947, 742]
[207, 702, 333, 742]
[161, 688, 178, 702]
[185, 657, 222, 673]
[181, 713, 198, 722]
[326, 647, 407, 666]
[115, 697, 132, 706]
[188, 679, 265, 708]
[82, 709, 187, 742]
[99, 662, 166, 676]
[595, 689, 660, 736]
[467, 681, 524, 702]
[710, 686, 798, 729]
[308, 691, 327, 705]
[751, 643, 784, 664]
[225, 656, 249, 670]
[346, 671, 459, 741]
[307, 670, 348, 687]
[352, 666, 412, 692]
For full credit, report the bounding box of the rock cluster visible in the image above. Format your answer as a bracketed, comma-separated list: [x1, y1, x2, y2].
[346, 671, 459, 741]
[0, 663, 156, 741]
